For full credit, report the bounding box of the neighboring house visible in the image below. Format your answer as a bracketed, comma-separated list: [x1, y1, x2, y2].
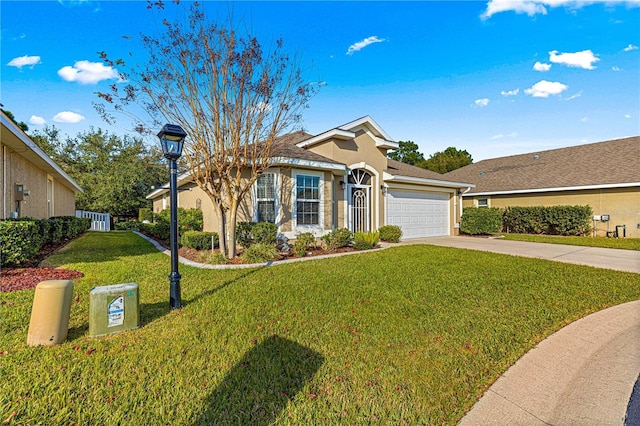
[148, 116, 474, 239]
[445, 136, 640, 238]
[1, 110, 82, 219]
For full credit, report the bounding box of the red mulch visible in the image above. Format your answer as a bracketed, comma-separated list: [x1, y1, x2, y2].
[1, 241, 84, 293]
[1, 268, 84, 293]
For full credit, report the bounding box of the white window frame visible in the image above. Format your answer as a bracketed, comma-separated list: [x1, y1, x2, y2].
[252, 170, 279, 225]
[477, 197, 489, 208]
[292, 169, 324, 235]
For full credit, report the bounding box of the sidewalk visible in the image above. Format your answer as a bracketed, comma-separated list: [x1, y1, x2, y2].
[401, 236, 640, 274]
[459, 300, 640, 425]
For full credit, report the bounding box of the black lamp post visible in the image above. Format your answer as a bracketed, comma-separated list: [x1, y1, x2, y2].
[157, 123, 187, 310]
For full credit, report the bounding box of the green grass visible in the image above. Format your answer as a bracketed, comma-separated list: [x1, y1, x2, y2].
[501, 233, 640, 251]
[2, 231, 639, 424]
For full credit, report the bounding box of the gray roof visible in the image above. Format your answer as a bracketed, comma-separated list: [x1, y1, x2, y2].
[272, 131, 344, 165]
[386, 159, 454, 180]
[444, 136, 640, 194]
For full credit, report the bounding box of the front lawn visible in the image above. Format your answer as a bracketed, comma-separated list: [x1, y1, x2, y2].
[2, 231, 639, 424]
[501, 233, 640, 251]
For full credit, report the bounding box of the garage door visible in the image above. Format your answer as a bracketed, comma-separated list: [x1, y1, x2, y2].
[387, 190, 449, 238]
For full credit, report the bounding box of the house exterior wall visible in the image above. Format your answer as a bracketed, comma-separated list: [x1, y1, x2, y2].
[464, 186, 640, 238]
[304, 129, 389, 229]
[1, 143, 76, 219]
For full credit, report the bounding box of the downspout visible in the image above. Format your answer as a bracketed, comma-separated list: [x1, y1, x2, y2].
[458, 187, 472, 228]
[2, 145, 7, 219]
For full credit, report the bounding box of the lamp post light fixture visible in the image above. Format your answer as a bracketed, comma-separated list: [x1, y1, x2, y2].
[157, 123, 187, 310]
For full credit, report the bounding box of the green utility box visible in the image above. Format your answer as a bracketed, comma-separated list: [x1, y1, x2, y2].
[89, 283, 140, 337]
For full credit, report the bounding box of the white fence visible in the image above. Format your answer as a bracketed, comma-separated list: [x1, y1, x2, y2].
[76, 210, 111, 232]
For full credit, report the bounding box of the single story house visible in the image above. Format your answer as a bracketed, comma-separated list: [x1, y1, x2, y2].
[444, 136, 640, 238]
[148, 116, 474, 239]
[1, 110, 82, 219]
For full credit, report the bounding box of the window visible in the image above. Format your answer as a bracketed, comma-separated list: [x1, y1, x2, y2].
[296, 175, 320, 225]
[256, 174, 276, 223]
[477, 198, 489, 208]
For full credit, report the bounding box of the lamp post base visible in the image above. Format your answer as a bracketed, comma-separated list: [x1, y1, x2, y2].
[169, 272, 182, 310]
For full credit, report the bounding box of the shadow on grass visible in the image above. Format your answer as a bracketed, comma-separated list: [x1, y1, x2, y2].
[193, 335, 323, 425]
[183, 267, 263, 308]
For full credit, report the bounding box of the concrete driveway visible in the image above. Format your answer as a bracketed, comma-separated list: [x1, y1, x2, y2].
[400, 236, 640, 274]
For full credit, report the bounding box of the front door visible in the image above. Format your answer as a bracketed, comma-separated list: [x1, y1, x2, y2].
[348, 169, 372, 233]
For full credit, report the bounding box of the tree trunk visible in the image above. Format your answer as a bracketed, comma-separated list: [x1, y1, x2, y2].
[226, 200, 239, 259]
[217, 206, 227, 258]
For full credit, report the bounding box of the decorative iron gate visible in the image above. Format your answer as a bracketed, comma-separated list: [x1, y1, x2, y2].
[348, 169, 372, 233]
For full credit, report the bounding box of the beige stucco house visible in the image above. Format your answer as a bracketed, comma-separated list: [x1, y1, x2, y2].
[1, 110, 82, 219]
[148, 116, 474, 239]
[445, 136, 640, 238]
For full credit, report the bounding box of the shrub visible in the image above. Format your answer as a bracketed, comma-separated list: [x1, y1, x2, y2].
[321, 228, 353, 251]
[114, 221, 141, 231]
[460, 207, 503, 235]
[198, 251, 227, 265]
[503, 205, 592, 236]
[353, 231, 380, 250]
[156, 208, 203, 234]
[252, 222, 277, 246]
[293, 232, 316, 257]
[138, 208, 153, 223]
[242, 243, 278, 264]
[140, 222, 170, 240]
[236, 222, 256, 248]
[181, 230, 219, 250]
[378, 225, 403, 243]
[0, 221, 42, 266]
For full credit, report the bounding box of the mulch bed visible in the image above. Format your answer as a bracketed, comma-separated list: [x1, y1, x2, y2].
[1, 241, 84, 293]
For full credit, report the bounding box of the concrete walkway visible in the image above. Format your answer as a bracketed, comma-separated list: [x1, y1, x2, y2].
[459, 300, 640, 426]
[401, 236, 640, 274]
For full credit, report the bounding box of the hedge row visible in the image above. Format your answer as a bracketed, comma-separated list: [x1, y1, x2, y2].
[461, 205, 593, 236]
[0, 216, 91, 266]
[138, 208, 203, 241]
[503, 205, 592, 236]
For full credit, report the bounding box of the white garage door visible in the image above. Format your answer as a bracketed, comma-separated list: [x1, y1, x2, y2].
[387, 190, 450, 238]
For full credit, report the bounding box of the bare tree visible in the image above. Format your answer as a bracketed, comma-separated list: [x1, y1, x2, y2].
[96, 3, 315, 258]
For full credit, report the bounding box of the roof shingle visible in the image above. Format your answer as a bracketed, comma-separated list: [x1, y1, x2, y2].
[444, 136, 640, 193]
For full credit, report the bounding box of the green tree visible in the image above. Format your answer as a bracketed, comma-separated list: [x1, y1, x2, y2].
[2, 109, 29, 132]
[387, 140, 426, 167]
[424, 147, 473, 174]
[95, 3, 315, 258]
[33, 127, 166, 217]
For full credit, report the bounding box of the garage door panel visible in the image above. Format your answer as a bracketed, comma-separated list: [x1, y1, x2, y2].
[387, 190, 449, 238]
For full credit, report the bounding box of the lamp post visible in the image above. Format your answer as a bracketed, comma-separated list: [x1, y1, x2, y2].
[157, 123, 187, 310]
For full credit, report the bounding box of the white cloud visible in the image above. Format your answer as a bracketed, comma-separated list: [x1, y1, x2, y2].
[53, 111, 85, 123]
[474, 98, 490, 107]
[524, 80, 568, 98]
[491, 132, 518, 140]
[501, 88, 519, 96]
[481, 1, 640, 19]
[612, 66, 622, 71]
[549, 50, 599, 70]
[533, 61, 551, 72]
[58, 60, 120, 84]
[346, 36, 385, 56]
[625, 114, 632, 118]
[581, 117, 588, 122]
[29, 115, 46, 125]
[7, 55, 41, 69]
[624, 44, 638, 52]
[564, 90, 583, 101]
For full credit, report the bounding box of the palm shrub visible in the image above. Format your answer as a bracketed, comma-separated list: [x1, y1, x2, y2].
[353, 231, 380, 250]
[293, 232, 316, 257]
[242, 243, 278, 264]
[321, 228, 353, 251]
[252, 222, 277, 246]
[460, 207, 503, 235]
[378, 225, 402, 242]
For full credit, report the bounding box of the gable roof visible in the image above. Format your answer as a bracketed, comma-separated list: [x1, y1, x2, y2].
[296, 116, 398, 150]
[385, 159, 475, 189]
[445, 136, 640, 195]
[0, 111, 82, 193]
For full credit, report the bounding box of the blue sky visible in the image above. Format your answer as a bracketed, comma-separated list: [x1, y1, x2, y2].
[2, 0, 639, 161]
